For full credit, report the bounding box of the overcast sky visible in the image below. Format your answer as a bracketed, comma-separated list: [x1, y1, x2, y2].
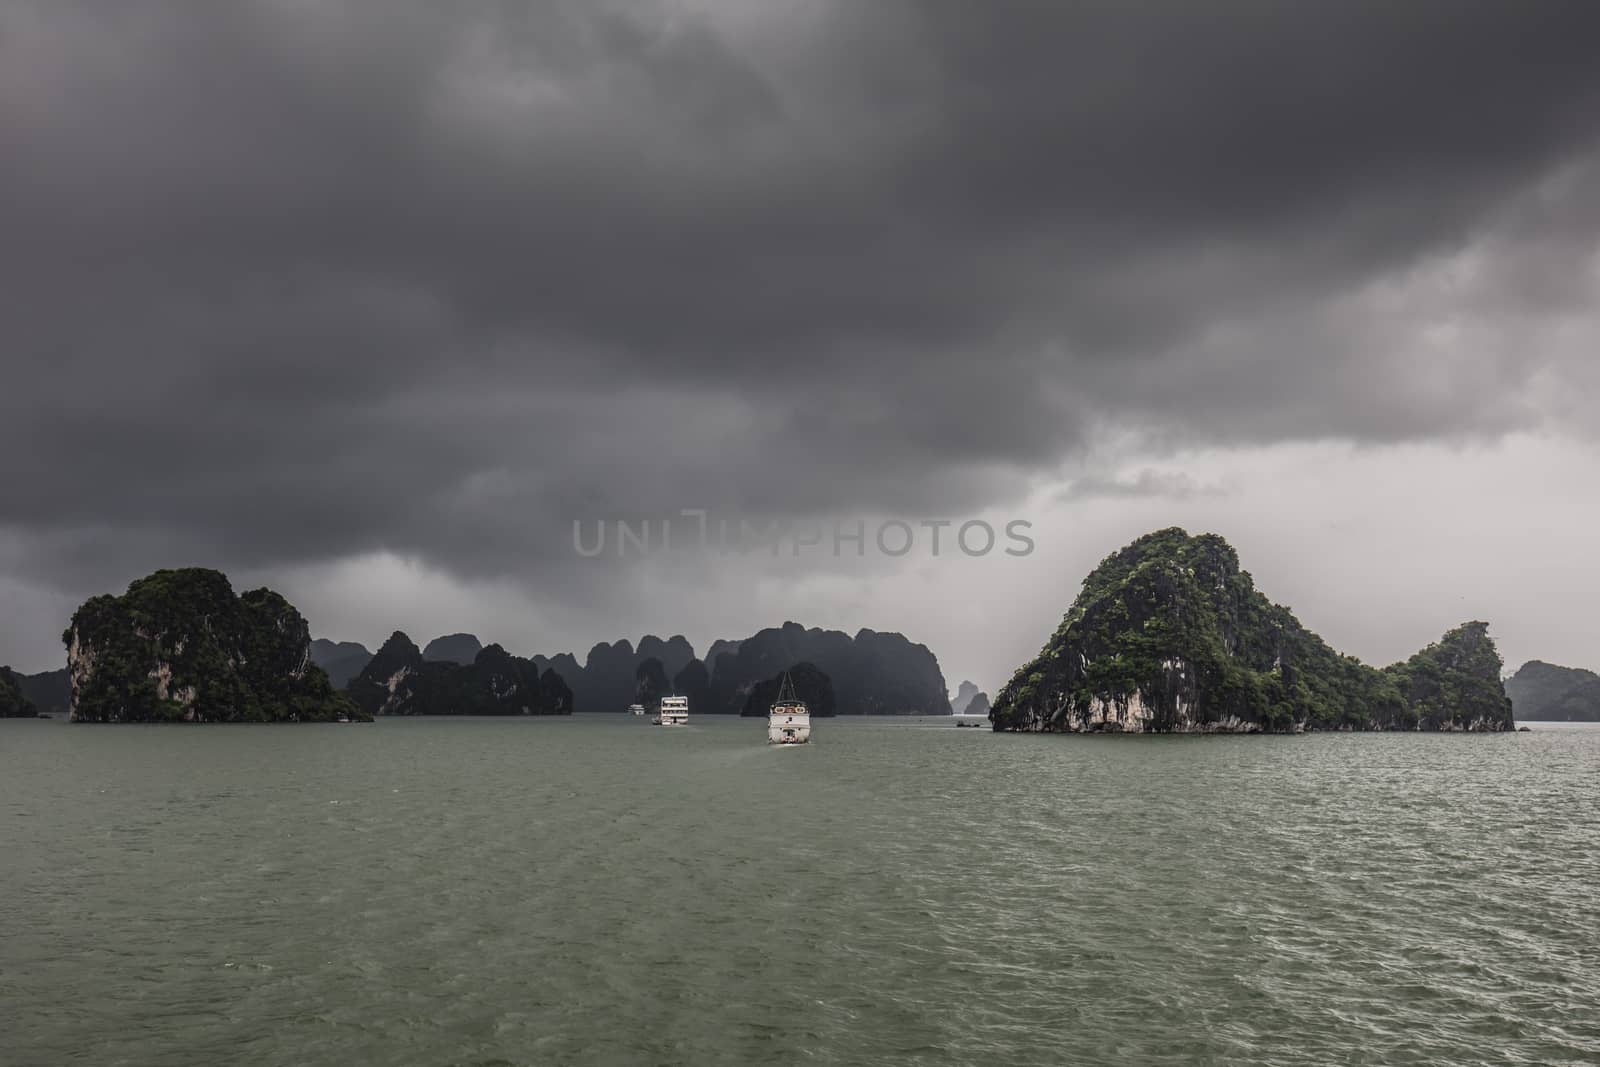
[3, 2, 1598, 691]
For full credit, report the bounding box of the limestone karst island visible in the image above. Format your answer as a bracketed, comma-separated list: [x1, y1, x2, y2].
[989, 529, 1515, 734]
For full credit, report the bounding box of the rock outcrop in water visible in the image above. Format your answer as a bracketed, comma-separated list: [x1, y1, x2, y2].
[963, 691, 991, 718]
[950, 679, 981, 715]
[739, 662, 837, 717]
[990, 528, 1515, 734]
[63, 569, 365, 723]
[348, 631, 572, 716]
[1504, 660, 1600, 722]
[1, 666, 40, 717]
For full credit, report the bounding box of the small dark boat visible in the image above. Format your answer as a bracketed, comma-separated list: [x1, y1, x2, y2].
[955, 720, 983, 728]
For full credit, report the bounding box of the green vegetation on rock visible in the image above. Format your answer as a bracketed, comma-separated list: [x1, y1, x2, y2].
[990, 528, 1515, 733]
[64, 569, 366, 723]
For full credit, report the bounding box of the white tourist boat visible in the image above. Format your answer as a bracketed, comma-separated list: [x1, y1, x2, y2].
[654, 695, 689, 726]
[628, 703, 647, 716]
[767, 674, 811, 745]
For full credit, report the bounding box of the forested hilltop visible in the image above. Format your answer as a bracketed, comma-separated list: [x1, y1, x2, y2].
[64, 569, 364, 723]
[991, 528, 1515, 734]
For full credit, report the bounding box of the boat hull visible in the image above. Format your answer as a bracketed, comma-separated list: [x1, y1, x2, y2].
[768, 712, 811, 744]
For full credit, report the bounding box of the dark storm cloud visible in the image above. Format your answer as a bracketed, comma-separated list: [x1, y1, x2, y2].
[2, 0, 1599, 600]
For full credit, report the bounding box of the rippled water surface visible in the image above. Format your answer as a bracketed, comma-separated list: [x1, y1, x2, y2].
[3, 716, 1598, 1066]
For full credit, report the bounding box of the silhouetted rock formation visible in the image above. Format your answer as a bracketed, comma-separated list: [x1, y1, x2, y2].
[422, 633, 484, 665]
[673, 658, 710, 714]
[634, 657, 669, 710]
[15, 667, 68, 716]
[309, 639, 374, 689]
[531, 635, 701, 713]
[1505, 660, 1600, 722]
[706, 622, 948, 715]
[950, 679, 980, 715]
[637, 635, 695, 680]
[739, 663, 837, 717]
[963, 691, 991, 717]
[1, 666, 40, 717]
[349, 631, 571, 716]
[528, 625, 947, 715]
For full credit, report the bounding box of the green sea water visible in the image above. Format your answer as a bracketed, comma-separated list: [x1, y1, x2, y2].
[3, 715, 1597, 1066]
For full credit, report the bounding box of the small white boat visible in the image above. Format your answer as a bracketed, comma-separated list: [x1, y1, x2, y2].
[628, 704, 647, 716]
[654, 695, 689, 727]
[767, 674, 811, 745]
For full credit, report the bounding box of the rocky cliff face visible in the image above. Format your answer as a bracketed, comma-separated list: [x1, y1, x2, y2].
[990, 528, 1515, 734]
[348, 631, 571, 716]
[64, 569, 363, 723]
[951, 679, 981, 715]
[1, 666, 40, 717]
[1505, 660, 1600, 722]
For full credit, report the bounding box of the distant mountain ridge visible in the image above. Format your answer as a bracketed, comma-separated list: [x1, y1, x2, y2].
[740, 663, 836, 717]
[309, 639, 374, 689]
[348, 632, 571, 717]
[15, 667, 68, 716]
[707, 622, 948, 716]
[1, 666, 40, 717]
[1505, 660, 1600, 722]
[530, 623, 948, 715]
[422, 633, 484, 665]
